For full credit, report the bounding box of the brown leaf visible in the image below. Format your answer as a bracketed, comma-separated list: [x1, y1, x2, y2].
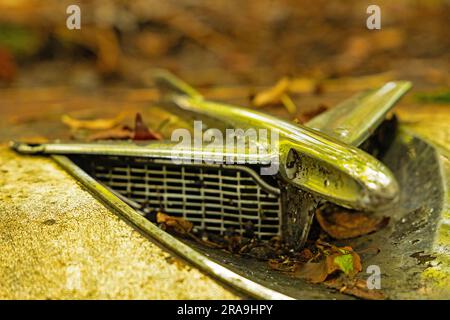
[268, 240, 376, 298]
[287, 77, 317, 94]
[133, 113, 163, 141]
[85, 113, 163, 141]
[156, 212, 193, 235]
[62, 112, 126, 130]
[298, 248, 314, 261]
[316, 208, 389, 240]
[87, 125, 133, 141]
[294, 247, 362, 283]
[324, 277, 385, 300]
[252, 77, 291, 107]
[269, 241, 363, 284]
[268, 258, 296, 273]
[293, 259, 330, 283]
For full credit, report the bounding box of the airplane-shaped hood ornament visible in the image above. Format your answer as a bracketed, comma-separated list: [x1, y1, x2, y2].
[12, 72, 411, 249]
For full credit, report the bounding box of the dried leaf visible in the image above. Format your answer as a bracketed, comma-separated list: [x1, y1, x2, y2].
[86, 125, 133, 141]
[288, 77, 317, 94]
[133, 113, 163, 140]
[280, 94, 297, 114]
[268, 240, 377, 298]
[252, 77, 291, 107]
[316, 208, 389, 240]
[156, 212, 193, 235]
[293, 259, 330, 283]
[293, 243, 362, 283]
[62, 112, 126, 130]
[298, 248, 314, 261]
[324, 277, 385, 300]
[84, 113, 163, 141]
[268, 258, 296, 273]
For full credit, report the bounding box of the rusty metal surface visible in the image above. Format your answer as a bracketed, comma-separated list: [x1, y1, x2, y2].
[395, 104, 450, 298]
[0, 146, 237, 299]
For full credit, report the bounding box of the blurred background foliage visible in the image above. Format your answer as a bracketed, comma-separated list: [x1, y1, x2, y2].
[0, 0, 449, 89]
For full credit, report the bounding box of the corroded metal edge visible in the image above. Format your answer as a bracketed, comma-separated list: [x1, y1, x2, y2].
[51, 154, 293, 300]
[399, 127, 450, 296]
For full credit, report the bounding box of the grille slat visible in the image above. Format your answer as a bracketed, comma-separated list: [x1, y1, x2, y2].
[84, 156, 282, 239]
[96, 174, 260, 189]
[103, 182, 276, 205]
[99, 178, 261, 193]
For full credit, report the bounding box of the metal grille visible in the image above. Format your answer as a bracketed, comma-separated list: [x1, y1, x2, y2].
[79, 156, 282, 239]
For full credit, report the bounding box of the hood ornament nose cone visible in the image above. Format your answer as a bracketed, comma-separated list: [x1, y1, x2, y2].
[156, 71, 410, 211]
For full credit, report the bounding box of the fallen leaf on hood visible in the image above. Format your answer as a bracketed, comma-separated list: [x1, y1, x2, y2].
[324, 277, 385, 300]
[268, 257, 297, 273]
[87, 125, 133, 141]
[268, 241, 362, 284]
[288, 77, 318, 94]
[85, 113, 163, 141]
[294, 244, 362, 283]
[156, 212, 193, 235]
[280, 94, 297, 114]
[252, 77, 291, 107]
[267, 240, 382, 299]
[316, 208, 389, 240]
[62, 111, 127, 130]
[133, 113, 163, 140]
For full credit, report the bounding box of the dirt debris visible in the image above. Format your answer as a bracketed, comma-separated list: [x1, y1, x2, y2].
[156, 212, 194, 235]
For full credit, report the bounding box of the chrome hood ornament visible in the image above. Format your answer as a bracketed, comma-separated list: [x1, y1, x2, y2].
[12, 72, 411, 249]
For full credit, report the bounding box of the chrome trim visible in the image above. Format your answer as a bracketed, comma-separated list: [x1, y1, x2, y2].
[51, 154, 293, 300]
[307, 81, 412, 146]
